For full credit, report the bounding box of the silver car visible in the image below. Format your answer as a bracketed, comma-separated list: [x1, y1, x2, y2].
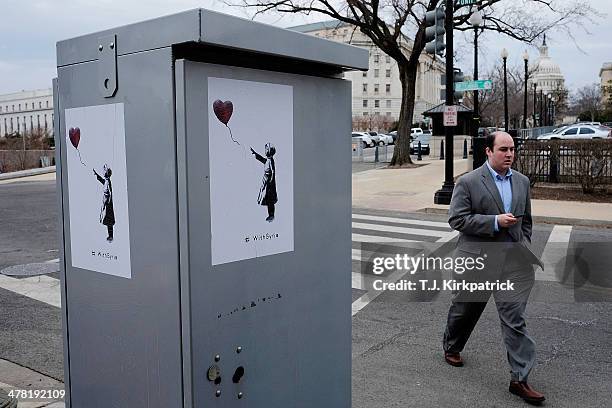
[537, 125, 611, 140]
[352, 132, 374, 148]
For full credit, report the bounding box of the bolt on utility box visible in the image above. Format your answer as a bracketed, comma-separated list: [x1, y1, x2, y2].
[54, 8, 367, 408]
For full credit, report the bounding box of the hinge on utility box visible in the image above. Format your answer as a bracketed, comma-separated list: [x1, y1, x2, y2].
[98, 34, 118, 98]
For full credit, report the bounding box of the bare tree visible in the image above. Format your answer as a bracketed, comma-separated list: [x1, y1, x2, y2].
[572, 83, 602, 121]
[228, 0, 598, 165]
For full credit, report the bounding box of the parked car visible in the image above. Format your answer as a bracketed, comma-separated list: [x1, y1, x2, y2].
[411, 128, 424, 138]
[551, 125, 568, 134]
[377, 133, 394, 145]
[410, 134, 431, 155]
[537, 125, 611, 140]
[388, 130, 397, 143]
[352, 132, 374, 148]
[366, 131, 382, 145]
[477, 127, 491, 137]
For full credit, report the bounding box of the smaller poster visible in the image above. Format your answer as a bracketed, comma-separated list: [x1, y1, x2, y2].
[64, 103, 132, 279]
[208, 77, 294, 266]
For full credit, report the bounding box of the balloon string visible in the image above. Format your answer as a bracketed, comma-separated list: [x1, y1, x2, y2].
[226, 125, 240, 146]
[77, 149, 86, 167]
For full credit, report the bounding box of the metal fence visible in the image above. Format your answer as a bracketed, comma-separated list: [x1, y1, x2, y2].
[514, 139, 612, 188]
[352, 142, 393, 163]
[518, 126, 555, 139]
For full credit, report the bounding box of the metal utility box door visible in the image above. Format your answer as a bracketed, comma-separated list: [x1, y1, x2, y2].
[54, 8, 368, 408]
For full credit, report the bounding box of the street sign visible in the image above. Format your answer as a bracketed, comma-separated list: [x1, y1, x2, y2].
[455, 79, 493, 92]
[456, 0, 477, 5]
[443, 105, 458, 127]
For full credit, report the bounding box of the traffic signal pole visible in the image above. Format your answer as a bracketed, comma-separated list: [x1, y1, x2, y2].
[434, 0, 455, 205]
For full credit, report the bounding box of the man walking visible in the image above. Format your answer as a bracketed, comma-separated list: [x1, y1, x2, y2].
[442, 132, 545, 404]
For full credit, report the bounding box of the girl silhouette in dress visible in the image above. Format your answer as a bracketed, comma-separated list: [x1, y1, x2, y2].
[250, 143, 277, 222]
[93, 164, 115, 242]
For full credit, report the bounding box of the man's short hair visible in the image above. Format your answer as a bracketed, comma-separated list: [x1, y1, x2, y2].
[485, 133, 497, 151]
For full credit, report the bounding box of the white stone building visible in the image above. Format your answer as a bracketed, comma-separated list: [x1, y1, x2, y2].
[600, 62, 612, 105]
[0, 88, 54, 137]
[529, 36, 565, 95]
[289, 21, 444, 129]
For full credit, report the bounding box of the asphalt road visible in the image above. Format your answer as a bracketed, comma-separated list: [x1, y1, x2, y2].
[1, 177, 611, 407]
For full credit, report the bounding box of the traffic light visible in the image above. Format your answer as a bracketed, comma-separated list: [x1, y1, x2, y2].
[453, 68, 464, 102]
[425, 7, 445, 56]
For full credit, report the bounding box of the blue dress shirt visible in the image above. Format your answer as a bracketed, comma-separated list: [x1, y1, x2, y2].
[486, 160, 513, 232]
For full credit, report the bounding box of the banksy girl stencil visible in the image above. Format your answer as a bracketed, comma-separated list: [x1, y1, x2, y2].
[65, 103, 132, 278]
[208, 77, 293, 265]
[250, 143, 277, 222]
[93, 164, 115, 241]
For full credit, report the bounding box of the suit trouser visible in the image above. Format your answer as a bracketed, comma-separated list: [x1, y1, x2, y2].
[442, 265, 536, 382]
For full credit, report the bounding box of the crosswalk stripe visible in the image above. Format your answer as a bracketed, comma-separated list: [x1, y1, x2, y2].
[0, 274, 61, 308]
[352, 233, 418, 244]
[352, 222, 448, 238]
[353, 213, 450, 229]
[538, 225, 572, 282]
[351, 229, 459, 316]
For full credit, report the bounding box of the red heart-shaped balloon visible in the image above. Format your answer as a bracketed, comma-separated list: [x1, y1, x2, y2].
[213, 100, 233, 125]
[69, 127, 80, 148]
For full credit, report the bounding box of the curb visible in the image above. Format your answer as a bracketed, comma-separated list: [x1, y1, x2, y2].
[0, 166, 56, 181]
[416, 207, 612, 228]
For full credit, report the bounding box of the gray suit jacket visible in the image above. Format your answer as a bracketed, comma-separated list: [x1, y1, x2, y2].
[449, 163, 543, 270]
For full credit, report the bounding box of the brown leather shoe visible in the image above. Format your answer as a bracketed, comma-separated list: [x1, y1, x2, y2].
[509, 381, 545, 404]
[444, 352, 464, 367]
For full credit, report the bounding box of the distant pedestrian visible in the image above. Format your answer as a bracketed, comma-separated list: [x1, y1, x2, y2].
[250, 143, 277, 222]
[93, 164, 115, 242]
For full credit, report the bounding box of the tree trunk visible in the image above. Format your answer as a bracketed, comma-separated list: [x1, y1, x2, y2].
[390, 63, 418, 166]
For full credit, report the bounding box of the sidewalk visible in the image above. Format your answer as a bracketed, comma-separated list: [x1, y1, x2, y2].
[0, 167, 55, 185]
[353, 158, 612, 225]
[3, 163, 612, 225]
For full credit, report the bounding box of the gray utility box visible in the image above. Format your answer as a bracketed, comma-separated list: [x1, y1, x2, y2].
[54, 8, 367, 408]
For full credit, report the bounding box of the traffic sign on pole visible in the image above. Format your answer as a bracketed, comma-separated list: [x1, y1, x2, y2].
[443, 105, 458, 127]
[454, 79, 493, 92]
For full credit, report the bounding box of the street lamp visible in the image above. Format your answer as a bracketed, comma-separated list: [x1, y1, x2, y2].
[468, 10, 483, 137]
[539, 89, 544, 127]
[533, 83, 538, 127]
[501, 48, 509, 132]
[523, 50, 529, 129]
[547, 93, 553, 126]
[551, 95, 556, 125]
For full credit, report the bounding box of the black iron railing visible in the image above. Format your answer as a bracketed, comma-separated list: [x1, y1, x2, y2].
[513, 139, 612, 192]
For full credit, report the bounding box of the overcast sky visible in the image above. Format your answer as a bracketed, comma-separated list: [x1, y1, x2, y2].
[1, 0, 610, 95]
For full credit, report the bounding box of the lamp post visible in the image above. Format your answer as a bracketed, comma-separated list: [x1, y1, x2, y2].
[501, 48, 509, 132]
[551, 96, 556, 125]
[468, 10, 483, 136]
[539, 89, 544, 127]
[523, 51, 529, 129]
[533, 83, 538, 127]
[547, 94, 553, 126]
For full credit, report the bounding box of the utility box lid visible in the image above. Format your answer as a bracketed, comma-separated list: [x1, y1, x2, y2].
[57, 8, 369, 71]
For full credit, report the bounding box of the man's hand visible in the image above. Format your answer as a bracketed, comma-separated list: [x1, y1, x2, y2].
[497, 213, 518, 228]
